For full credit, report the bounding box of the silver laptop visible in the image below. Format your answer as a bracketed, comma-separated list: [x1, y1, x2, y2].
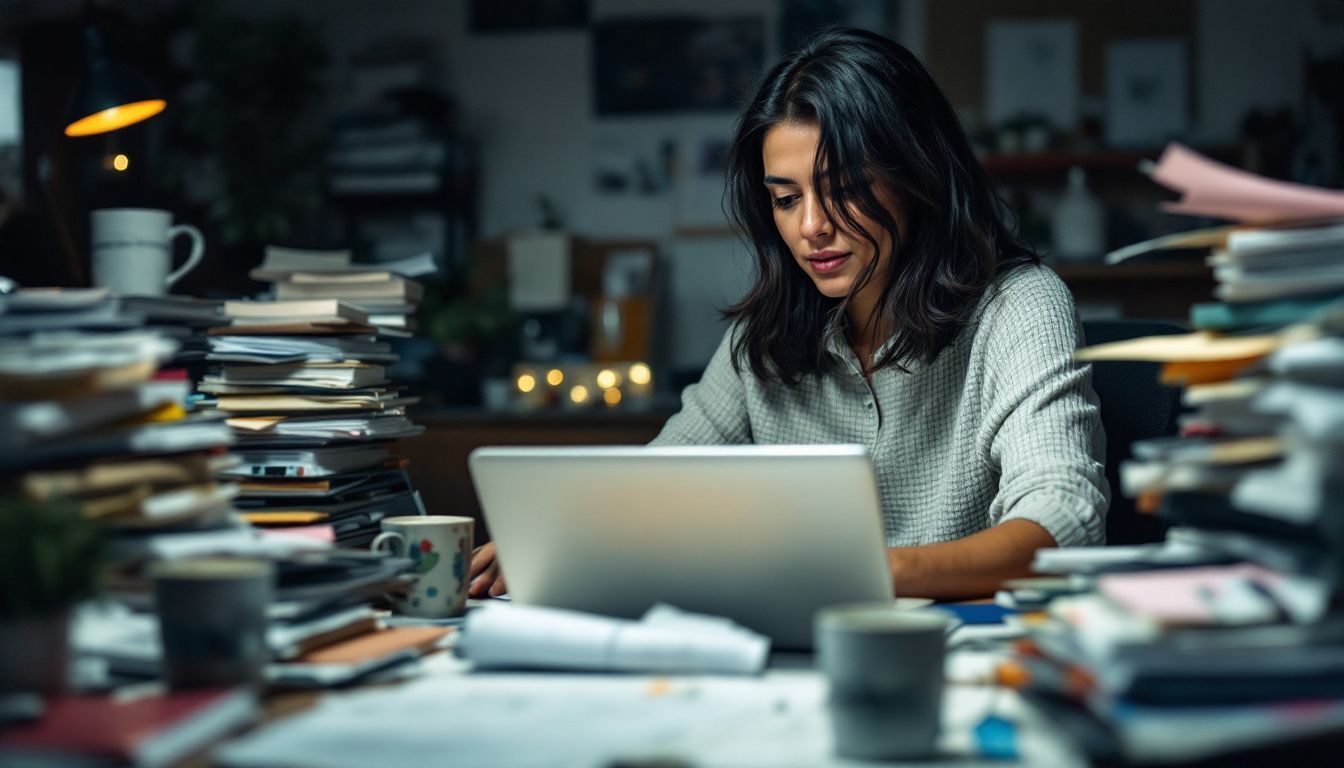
[468, 445, 894, 649]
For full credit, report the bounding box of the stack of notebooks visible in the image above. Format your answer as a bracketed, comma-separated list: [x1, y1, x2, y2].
[0, 289, 240, 547]
[119, 295, 226, 366]
[199, 250, 429, 547]
[248, 246, 436, 332]
[75, 549, 444, 691]
[1002, 145, 1344, 764]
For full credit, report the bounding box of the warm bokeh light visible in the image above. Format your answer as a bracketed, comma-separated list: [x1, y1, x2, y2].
[546, 369, 564, 386]
[596, 368, 619, 390]
[64, 99, 166, 137]
[516, 373, 536, 393]
[569, 385, 590, 404]
[628, 362, 652, 386]
[603, 387, 622, 406]
[112, 154, 129, 171]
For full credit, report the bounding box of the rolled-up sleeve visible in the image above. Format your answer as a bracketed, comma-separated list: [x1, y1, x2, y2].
[977, 272, 1109, 546]
[650, 326, 753, 446]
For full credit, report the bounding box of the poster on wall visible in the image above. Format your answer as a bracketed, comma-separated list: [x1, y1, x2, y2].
[675, 126, 733, 230]
[592, 129, 676, 197]
[593, 17, 764, 115]
[1106, 38, 1189, 148]
[985, 19, 1078, 131]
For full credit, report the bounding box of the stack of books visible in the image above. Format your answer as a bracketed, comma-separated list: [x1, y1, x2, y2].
[118, 295, 226, 379]
[326, 118, 455, 198]
[74, 549, 446, 690]
[249, 246, 435, 332]
[201, 254, 429, 547]
[0, 290, 435, 700]
[0, 289, 239, 549]
[1001, 145, 1344, 763]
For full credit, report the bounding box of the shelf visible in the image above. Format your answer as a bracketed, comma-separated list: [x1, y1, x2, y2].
[1051, 258, 1215, 321]
[982, 146, 1237, 177]
[1051, 260, 1212, 282]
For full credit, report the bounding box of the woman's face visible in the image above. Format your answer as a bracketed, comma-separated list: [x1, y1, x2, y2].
[761, 120, 906, 307]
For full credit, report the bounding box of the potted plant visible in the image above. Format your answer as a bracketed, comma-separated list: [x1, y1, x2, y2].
[421, 282, 519, 405]
[0, 495, 105, 695]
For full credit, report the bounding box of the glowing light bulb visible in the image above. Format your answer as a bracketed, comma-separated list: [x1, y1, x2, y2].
[569, 385, 590, 404]
[112, 154, 129, 171]
[516, 373, 536, 393]
[596, 369, 619, 390]
[604, 387, 622, 406]
[546, 369, 564, 387]
[628, 363, 652, 386]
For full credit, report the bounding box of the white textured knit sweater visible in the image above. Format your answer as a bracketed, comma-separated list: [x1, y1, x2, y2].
[651, 264, 1108, 548]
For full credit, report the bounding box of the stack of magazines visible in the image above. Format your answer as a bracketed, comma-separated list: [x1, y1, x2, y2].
[1004, 145, 1344, 764]
[0, 289, 241, 557]
[200, 250, 430, 547]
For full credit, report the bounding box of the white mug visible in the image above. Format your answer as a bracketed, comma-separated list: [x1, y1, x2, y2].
[90, 208, 205, 296]
[372, 515, 475, 619]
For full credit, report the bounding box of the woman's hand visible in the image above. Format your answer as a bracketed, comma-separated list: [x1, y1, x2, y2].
[885, 519, 1056, 600]
[468, 542, 508, 597]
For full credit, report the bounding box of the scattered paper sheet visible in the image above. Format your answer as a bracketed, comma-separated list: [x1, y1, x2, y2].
[1075, 332, 1283, 363]
[1151, 144, 1344, 222]
[457, 603, 770, 675]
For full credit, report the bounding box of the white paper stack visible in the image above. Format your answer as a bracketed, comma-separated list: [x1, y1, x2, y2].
[457, 603, 770, 675]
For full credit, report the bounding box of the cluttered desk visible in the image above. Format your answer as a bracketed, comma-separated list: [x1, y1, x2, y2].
[4, 144, 1344, 767]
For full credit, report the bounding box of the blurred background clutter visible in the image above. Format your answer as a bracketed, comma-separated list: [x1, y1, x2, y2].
[0, 0, 1341, 543]
[0, 0, 1340, 560]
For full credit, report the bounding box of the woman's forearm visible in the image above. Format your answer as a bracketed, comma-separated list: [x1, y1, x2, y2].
[887, 519, 1057, 600]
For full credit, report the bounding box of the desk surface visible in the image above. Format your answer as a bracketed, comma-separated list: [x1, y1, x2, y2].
[214, 645, 1084, 768]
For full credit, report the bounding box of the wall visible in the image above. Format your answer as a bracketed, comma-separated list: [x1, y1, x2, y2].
[11, 0, 1343, 368]
[1194, 0, 1344, 142]
[252, 0, 782, 369]
[291, 0, 1344, 368]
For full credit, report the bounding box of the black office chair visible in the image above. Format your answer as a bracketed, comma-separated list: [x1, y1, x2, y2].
[1082, 319, 1187, 545]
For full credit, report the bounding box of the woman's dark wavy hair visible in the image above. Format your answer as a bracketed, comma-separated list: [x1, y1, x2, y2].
[724, 27, 1038, 382]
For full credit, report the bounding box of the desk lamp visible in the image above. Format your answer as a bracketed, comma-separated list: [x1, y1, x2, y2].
[62, 22, 165, 137]
[52, 7, 167, 284]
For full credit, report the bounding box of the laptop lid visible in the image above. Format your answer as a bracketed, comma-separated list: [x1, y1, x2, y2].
[468, 445, 894, 649]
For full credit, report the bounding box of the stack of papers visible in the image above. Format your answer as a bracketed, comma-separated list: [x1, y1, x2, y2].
[76, 548, 421, 688]
[0, 288, 143, 333]
[1018, 146, 1344, 763]
[198, 248, 427, 547]
[0, 294, 237, 538]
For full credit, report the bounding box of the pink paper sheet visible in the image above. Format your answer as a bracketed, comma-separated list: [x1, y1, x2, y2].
[1097, 562, 1283, 624]
[1153, 144, 1344, 222]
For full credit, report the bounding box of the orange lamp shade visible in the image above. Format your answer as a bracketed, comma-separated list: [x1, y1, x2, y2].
[65, 98, 166, 137]
[63, 26, 166, 138]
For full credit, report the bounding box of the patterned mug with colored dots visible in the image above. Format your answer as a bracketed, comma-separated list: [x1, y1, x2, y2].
[371, 515, 475, 618]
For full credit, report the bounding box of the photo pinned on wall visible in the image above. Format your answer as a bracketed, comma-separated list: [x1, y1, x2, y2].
[1105, 38, 1189, 148]
[676, 131, 733, 229]
[985, 18, 1079, 132]
[593, 131, 677, 197]
[593, 17, 764, 115]
[469, 0, 588, 33]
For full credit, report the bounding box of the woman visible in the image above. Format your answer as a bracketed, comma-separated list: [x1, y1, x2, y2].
[471, 28, 1107, 600]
